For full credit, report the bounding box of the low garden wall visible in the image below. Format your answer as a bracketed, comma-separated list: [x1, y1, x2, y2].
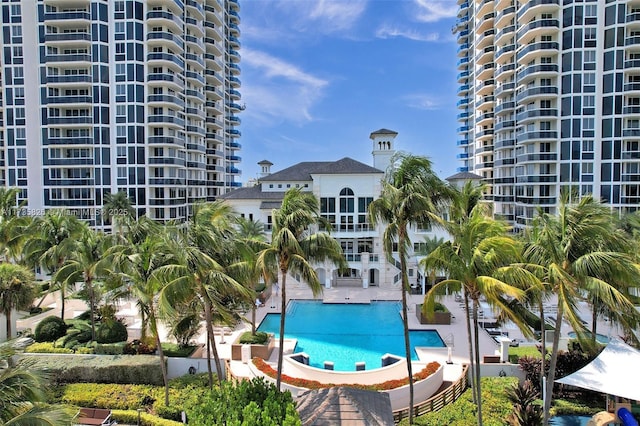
[230, 337, 275, 361]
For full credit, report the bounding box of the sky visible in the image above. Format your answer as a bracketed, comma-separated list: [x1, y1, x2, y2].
[238, 0, 460, 183]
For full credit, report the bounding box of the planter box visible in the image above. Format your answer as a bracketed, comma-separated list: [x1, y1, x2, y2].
[231, 336, 274, 361]
[416, 304, 451, 325]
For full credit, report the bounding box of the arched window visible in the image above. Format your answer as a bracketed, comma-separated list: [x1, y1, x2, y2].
[339, 188, 354, 213]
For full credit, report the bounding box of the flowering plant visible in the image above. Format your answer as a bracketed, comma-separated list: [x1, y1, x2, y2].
[252, 358, 441, 391]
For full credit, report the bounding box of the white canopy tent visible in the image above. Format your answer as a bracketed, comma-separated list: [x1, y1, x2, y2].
[555, 338, 640, 401]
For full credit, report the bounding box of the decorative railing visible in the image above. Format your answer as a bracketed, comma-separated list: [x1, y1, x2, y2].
[393, 364, 469, 423]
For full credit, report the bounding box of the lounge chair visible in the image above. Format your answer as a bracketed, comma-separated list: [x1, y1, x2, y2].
[74, 408, 114, 425]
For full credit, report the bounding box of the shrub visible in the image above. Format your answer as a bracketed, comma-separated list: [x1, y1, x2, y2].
[94, 342, 126, 355]
[23, 354, 164, 385]
[34, 316, 67, 342]
[111, 410, 183, 426]
[238, 331, 269, 345]
[506, 380, 543, 426]
[25, 342, 73, 354]
[187, 378, 300, 426]
[96, 320, 128, 344]
[124, 339, 156, 355]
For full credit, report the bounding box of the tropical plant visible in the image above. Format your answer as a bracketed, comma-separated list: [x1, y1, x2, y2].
[505, 380, 544, 426]
[422, 181, 529, 426]
[367, 153, 450, 425]
[23, 210, 84, 320]
[34, 316, 67, 342]
[55, 226, 112, 341]
[0, 344, 73, 425]
[0, 187, 30, 263]
[0, 263, 36, 339]
[109, 227, 179, 406]
[102, 191, 135, 234]
[161, 202, 252, 388]
[257, 188, 345, 391]
[522, 195, 640, 425]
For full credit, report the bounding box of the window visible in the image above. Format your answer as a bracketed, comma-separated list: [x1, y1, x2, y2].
[12, 25, 22, 37]
[117, 167, 126, 178]
[116, 126, 126, 137]
[116, 105, 126, 117]
[584, 4, 597, 18]
[583, 95, 595, 107]
[115, 22, 125, 33]
[14, 67, 24, 78]
[12, 46, 23, 58]
[16, 148, 26, 159]
[583, 117, 594, 130]
[584, 28, 596, 40]
[116, 63, 126, 76]
[15, 108, 25, 119]
[116, 85, 126, 96]
[583, 140, 594, 151]
[584, 50, 596, 64]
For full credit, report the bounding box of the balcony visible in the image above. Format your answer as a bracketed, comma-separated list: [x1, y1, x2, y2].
[494, 101, 515, 115]
[517, 42, 559, 63]
[519, 0, 560, 24]
[516, 86, 558, 103]
[147, 52, 184, 69]
[517, 64, 559, 82]
[495, 139, 515, 149]
[516, 131, 558, 142]
[516, 153, 558, 162]
[517, 19, 560, 44]
[45, 54, 91, 64]
[44, 33, 91, 43]
[44, 11, 90, 23]
[47, 95, 92, 105]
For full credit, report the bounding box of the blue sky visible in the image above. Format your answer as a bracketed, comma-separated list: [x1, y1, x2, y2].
[238, 0, 460, 183]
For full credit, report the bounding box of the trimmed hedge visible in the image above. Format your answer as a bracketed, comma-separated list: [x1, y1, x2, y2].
[111, 410, 183, 426]
[20, 354, 164, 385]
[34, 316, 67, 342]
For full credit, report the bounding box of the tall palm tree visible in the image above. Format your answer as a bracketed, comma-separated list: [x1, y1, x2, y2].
[0, 187, 29, 263]
[23, 210, 83, 319]
[233, 217, 273, 335]
[257, 188, 345, 391]
[0, 264, 36, 339]
[368, 153, 450, 425]
[0, 345, 73, 425]
[109, 230, 178, 406]
[102, 191, 135, 234]
[524, 195, 640, 425]
[421, 184, 528, 426]
[55, 225, 112, 342]
[162, 202, 252, 388]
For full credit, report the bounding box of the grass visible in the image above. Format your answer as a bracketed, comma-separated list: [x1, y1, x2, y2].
[160, 343, 197, 358]
[508, 345, 543, 363]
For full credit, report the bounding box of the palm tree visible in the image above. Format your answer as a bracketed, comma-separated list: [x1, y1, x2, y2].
[23, 210, 84, 319]
[0, 187, 30, 263]
[55, 225, 112, 341]
[0, 264, 36, 339]
[109, 228, 179, 406]
[161, 202, 252, 388]
[368, 153, 450, 425]
[234, 217, 273, 335]
[524, 195, 640, 425]
[421, 184, 528, 426]
[102, 191, 135, 234]
[257, 188, 345, 391]
[0, 345, 73, 425]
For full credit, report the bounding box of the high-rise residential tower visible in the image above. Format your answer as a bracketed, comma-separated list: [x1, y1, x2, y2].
[456, 0, 638, 229]
[0, 0, 241, 228]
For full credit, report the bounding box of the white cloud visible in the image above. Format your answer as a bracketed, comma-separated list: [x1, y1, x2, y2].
[305, 0, 368, 32]
[241, 48, 328, 125]
[375, 25, 442, 42]
[413, 0, 458, 23]
[403, 94, 442, 110]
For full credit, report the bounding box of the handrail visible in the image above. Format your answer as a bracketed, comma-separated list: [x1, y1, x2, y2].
[393, 364, 469, 423]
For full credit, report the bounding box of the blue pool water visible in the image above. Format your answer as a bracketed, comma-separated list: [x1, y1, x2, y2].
[549, 415, 591, 425]
[567, 331, 610, 344]
[257, 300, 445, 371]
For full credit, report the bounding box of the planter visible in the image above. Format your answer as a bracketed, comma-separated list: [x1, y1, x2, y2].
[416, 304, 451, 325]
[231, 335, 275, 361]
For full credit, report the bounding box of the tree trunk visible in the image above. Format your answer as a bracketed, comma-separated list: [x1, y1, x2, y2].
[591, 307, 598, 346]
[5, 308, 12, 340]
[472, 298, 483, 426]
[463, 289, 477, 405]
[276, 269, 287, 391]
[87, 277, 96, 342]
[539, 301, 546, 391]
[60, 284, 66, 320]
[543, 300, 564, 425]
[149, 311, 170, 407]
[251, 305, 256, 335]
[203, 299, 223, 385]
[398, 229, 414, 425]
[205, 328, 213, 390]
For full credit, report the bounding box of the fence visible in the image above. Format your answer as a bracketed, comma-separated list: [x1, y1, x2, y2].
[393, 364, 468, 423]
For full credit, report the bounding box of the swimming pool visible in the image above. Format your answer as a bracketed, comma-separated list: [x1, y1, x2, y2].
[567, 331, 610, 344]
[549, 415, 591, 425]
[257, 300, 445, 371]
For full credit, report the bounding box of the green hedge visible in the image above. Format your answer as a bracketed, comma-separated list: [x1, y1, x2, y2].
[111, 410, 183, 426]
[20, 354, 164, 385]
[402, 377, 518, 426]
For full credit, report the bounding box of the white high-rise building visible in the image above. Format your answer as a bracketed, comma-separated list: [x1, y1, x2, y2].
[0, 0, 241, 228]
[456, 0, 640, 229]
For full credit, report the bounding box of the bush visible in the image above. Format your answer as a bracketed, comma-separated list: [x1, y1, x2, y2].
[96, 320, 128, 344]
[25, 342, 73, 354]
[124, 339, 156, 355]
[23, 354, 165, 385]
[238, 331, 269, 345]
[505, 380, 543, 426]
[94, 342, 127, 355]
[34, 316, 67, 342]
[187, 378, 300, 425]
[111, 410, 183, 426]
